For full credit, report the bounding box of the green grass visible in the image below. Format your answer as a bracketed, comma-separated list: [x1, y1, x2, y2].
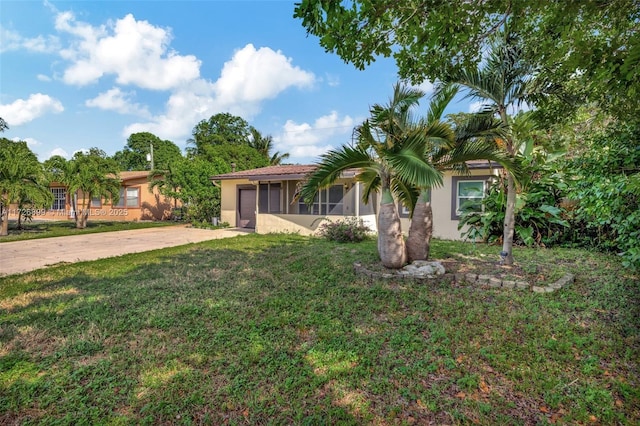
[1, 235, 638, 424]
[0, 220, 176, 243]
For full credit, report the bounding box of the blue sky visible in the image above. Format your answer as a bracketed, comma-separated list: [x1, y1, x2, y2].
[1, 0, 472, 164]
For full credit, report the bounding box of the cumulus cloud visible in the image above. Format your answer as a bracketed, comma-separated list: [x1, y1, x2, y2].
[86, 87, 150, 117]
[55, 12, 201, 89]
[37, 74, 52, 82]
[48, 147, 70, 159]
[325, 73, 340, 87]
[275, 111, 355, 162]
[214, 44, 315, 104]
[11, 136, 41, 149]
[469, 101, 490, 113]
[124, 44, 316, 142]
[415, 79, 434, 94]
[0, 26, 60, 53]
[0, 94, 64, 126]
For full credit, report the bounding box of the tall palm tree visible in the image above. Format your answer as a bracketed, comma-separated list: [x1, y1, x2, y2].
[249, 128, 290, 165]
[437, 30, 546, 265]
[404, 88, 519, 262]
[0, 139, 52, 236]
[300, 83, 443, 268]
[45, 150, 121, 229]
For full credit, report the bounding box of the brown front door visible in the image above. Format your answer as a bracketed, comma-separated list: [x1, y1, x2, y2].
[238, 188, 256, 228]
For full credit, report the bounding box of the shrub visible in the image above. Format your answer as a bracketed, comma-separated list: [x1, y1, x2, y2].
[317, 217, 371, 243]
[459, 161, 569, 247]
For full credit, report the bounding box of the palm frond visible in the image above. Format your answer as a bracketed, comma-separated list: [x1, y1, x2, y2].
[390, 175, 420, 217]
[299, 145, 374, 205]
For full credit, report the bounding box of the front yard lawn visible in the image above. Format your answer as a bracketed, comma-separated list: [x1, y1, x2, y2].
[1, 235, 638, 424]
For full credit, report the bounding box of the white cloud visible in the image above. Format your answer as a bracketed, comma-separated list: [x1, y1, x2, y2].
[325, 73, 340, 87]
[11, 136, 41, 149]
[86, 87, 150, 117]
[0, 94, 64, 126]
[415, 79, 434, 95]
[55, 12, 201, 90]
[275, 111, 355, 163]
[469, 101, 490, 113]
[124, 44, 316, 142]
[49, 147, 70, 159]
[37, 74, 52, 82]
[214, 44, 315, 104]
[0, 26, 60, 53]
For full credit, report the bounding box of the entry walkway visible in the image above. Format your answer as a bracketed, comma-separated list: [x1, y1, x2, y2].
[0, 225, 250, 276]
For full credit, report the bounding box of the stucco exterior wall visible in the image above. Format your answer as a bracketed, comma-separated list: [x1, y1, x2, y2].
[255, 213, 377, 236]
[7, 177, 177, 222]
[219, 178, 249, 226]
[399, 168, 500, 240]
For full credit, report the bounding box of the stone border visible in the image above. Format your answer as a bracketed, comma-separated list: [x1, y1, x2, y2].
[354, 262, 575, 293]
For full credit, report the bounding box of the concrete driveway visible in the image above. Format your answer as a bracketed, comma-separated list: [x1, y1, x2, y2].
[0, 225, 251, 276]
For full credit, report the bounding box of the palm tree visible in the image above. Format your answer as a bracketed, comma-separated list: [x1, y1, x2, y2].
[249, 128, 290, 165]
[0, 139, 52, 236]
[404, 88, 519, 262]
[300, 83, 443, 268]
[437, 30, 546, 265]
[45, 149, 121, 229]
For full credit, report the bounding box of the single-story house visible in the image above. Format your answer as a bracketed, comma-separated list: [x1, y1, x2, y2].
[211, 162, 501, 240]
[8, 171, 177, 222]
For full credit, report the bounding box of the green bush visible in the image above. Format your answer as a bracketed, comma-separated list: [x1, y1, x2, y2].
[562, 121, 640, 269]
[317, 217, 371, 243]
[459, 161, 569, 247]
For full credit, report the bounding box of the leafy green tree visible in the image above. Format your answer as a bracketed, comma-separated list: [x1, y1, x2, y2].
[563, 121, 640, 269]
[44, 148, 121, 229]
[153, 156, 229, 224]
[113, 132, 182, 171]
[0, 117, 7, 132]
[0, 139, 52, 236]
[249, 128, 290, 165]
[294, 0, 639, 119]
[197, 144, 269, 172]
[187, 113, 252, 156]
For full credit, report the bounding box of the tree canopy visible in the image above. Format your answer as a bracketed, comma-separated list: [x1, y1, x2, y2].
[187, 113, 253, 156]
[113, 132, 182, 171]
[294, 0, 639, 119]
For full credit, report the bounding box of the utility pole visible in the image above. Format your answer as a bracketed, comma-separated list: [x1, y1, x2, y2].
[147, 143, 155, 170]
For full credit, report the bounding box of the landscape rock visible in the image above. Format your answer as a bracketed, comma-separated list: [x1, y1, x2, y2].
[399, 261, 446, 278]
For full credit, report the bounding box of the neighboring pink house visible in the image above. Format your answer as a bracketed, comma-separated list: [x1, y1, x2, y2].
[9, 171, 177, 222]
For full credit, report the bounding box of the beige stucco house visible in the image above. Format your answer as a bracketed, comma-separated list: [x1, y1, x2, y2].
[9, 171, 177, 222]
[212, 162, 501, 240]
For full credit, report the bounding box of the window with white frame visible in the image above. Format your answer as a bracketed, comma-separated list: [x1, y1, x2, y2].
[50, 188, 66, 210]
[115, 187, 139, 207]
[452, 177, 488, 219]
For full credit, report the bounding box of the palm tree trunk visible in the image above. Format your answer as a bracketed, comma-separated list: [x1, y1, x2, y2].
[407, 189, 433, 262]
[501, 172, 516, 265]
[377, 188, 407, 269]
[0, 203, 8, 236]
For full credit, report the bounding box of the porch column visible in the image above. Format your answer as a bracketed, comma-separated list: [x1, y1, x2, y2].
[355, 182, 360, 217]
